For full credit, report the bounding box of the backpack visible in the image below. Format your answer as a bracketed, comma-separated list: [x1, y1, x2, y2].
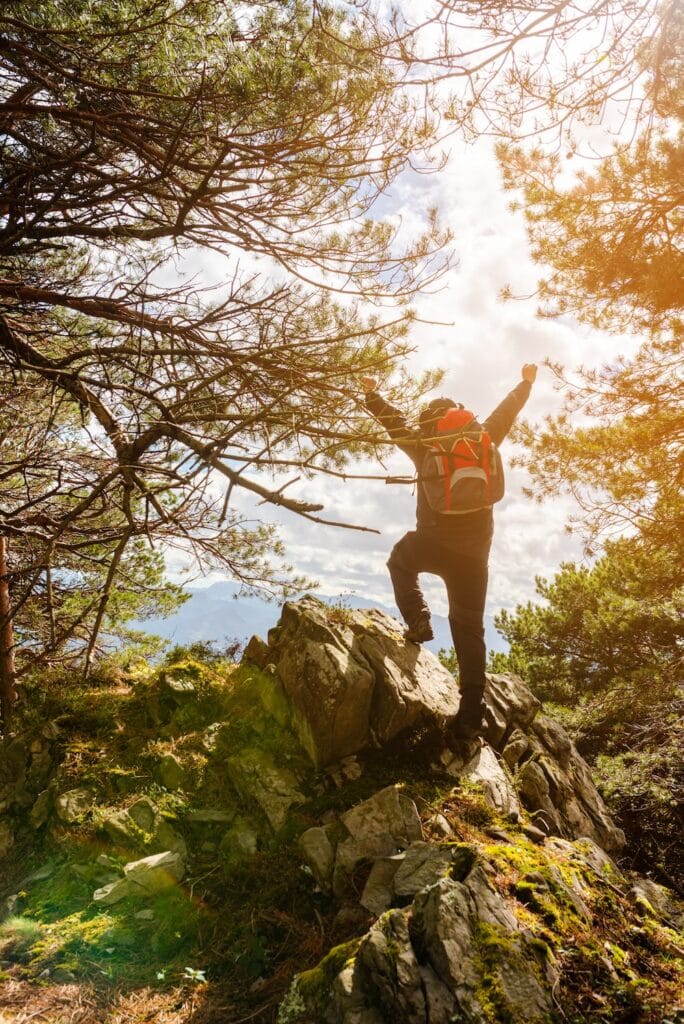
[419, 406, 505, 514]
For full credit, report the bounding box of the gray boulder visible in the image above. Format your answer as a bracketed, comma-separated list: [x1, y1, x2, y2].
[247, 597, 459, 766]
[93, 850, 185, 905]
[226, 748, 305, 832]
[155, 754, 186, 791]
[54, 788, 95, 823]
[102, 796, 187, 859]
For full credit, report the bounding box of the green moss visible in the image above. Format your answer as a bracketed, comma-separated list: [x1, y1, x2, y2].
[513, 880, 561, 928]
[296, 938, 361, 1008]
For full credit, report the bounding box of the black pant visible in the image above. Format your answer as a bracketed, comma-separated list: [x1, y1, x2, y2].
[387, 529, 488, 722]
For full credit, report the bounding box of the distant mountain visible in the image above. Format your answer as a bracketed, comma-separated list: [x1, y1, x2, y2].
[134, 581, 506, 658]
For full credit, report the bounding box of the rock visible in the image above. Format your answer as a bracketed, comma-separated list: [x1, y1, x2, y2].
[298, 826, 336, 889]
[258, 597, 460, 766]
[226, 749, 304, 832]
[243, 634, 270, 669]
[501, 728, 530, 769]
[51, 967, 77, 984]
[96, 854, 122, 870]
[483, 673, 541, 741]
[102, 797, 186, 860]
[428, 813, 453, 838]
[93, 877, 133, 905]
[30, 789, 52, 829]
[238, 598, 623, 860]
[124, 850, 185, 895]
[631, 878, 684, 931]
[392, 842, 456, 898]
[522, 823, 548, 844]
[351, 610, 460, 745]
[268, 601, 376, 766]
[155, 754, 186, 791]
[1, 893, 21, 918]
[135, 908, 155, 921]
[219, 818, 258, 860]
[449, 743, 520, 821]
[517, 759, 564, 834]
[19, 862, 54, 886]
[333, 785, 423, 896]
[518, 735, 626, 854]
[127, 796, 157, 832]
[201, 723, 223, 752]
[288, 856, 560, 1024]
[54, 788, 95, 823]
[360, 853, 405, 916]
[358, 910, 430, 1020]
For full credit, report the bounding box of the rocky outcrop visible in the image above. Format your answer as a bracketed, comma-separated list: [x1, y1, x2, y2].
[245, 599, 460, 765]
[244, 596, 624, 854]
[4, 595, 680, 1024]
[280, 835, 638, 1024]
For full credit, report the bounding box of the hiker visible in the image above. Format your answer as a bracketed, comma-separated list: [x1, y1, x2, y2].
[360, 364, 537, 744]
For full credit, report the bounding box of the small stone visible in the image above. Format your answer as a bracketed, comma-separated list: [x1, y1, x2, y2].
[522, 824, 548, 844]
[201, 723, 223, 752]
[93, 878, 132, 905]
[54, 788, 95, 823]
[95, 854, 122, 871]
[155, 754, 186, 791]
[485, 827, 514, 844]
[299, 826, 335, 889]
[127, 797, 157, 832]
[123, 850, 185, 894]
[134, 908, 155, 921]
[219, 819, 258, 860]
[20, 862, 54, 886]
[428, 813, 453, 838]
[2, 893, 21, 917]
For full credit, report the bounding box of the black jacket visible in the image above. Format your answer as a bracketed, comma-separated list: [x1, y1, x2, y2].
[365, 380, 532, 558]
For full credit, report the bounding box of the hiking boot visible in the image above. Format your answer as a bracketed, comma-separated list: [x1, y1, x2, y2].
[403, 610, 434, 644]
[445, 703, 486, 746]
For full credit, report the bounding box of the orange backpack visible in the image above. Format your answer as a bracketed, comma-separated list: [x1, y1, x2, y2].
[420, 407, 504, 514]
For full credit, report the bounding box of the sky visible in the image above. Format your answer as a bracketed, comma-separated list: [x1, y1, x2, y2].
[166, 130, 638, 632]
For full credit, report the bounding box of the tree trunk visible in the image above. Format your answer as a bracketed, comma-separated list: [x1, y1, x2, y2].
[0, 535, 17, 721]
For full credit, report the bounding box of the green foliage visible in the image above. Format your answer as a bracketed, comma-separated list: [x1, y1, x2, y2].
[490, 534, 683, 703]
[0, 0, 452, 685]
[492, 19, 683, 889]
[0, 916, 42, 960]
[490, 535, 684, 886]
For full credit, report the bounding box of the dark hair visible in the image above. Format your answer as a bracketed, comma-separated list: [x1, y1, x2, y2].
[418, 397, 462, 434]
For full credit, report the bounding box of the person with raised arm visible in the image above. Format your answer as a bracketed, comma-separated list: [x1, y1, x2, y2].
[361, 364, 537, 746]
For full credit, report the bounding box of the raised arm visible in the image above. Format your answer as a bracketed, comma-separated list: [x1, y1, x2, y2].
[483, 364, 537, 446]
[360, 375, 419, 462]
